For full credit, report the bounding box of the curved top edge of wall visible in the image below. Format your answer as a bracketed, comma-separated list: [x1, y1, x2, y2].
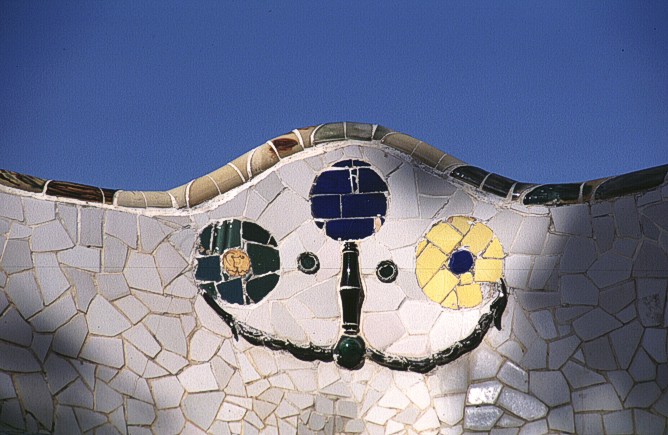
[1, 122, 666, 210]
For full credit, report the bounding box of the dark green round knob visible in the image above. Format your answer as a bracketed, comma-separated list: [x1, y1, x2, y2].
[334, 335, 366, 370]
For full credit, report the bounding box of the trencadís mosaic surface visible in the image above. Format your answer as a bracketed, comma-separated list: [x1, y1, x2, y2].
[0, 122, 667, 434]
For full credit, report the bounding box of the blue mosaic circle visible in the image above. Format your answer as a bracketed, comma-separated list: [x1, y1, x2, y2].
[448, 249, 475, 275]
[195, 220, 280, 305]
[310, 159, 389, 241]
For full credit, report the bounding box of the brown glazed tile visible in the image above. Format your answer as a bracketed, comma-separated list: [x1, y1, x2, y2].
[101, 187, 117, 205]
[0, 170, 46, 193]
[143, 191, 174, 208]
[270, 132, 303, 159]
[115, 191, 147, 208]
[188, 175, 220, 208]
[411, 142, 446, 169]
[381, 132, 421, 156]
[208, 164, 245, 196]
[250, 143, 280, 177]
[46, 180, 104, 203]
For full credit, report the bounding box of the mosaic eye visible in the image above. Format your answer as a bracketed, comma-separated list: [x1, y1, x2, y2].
[195, 219, 280, 305]
[310, 159, 388, 241]
[416, 216, 505, 309]
[376, 260, 398, 283]
[297, 252, 320, 274]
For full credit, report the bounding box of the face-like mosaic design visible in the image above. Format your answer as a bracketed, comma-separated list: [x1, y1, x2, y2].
[196, 159, 508, 372]
[416, 217, 505, 309]
[195, 219, 280, 305]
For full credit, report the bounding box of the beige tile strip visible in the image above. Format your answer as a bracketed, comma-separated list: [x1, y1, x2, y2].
[2, 122, 665, 210]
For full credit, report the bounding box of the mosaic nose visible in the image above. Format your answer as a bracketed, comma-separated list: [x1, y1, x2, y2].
[310, 160, 390, 369]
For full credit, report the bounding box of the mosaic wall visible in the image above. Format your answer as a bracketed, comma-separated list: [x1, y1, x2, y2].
[0, 123, 667, 434]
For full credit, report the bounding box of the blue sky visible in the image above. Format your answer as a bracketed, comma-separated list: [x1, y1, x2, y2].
[1, 2, 666, 191]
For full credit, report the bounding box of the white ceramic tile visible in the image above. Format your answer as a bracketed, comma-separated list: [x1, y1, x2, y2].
[123, 252, 162, 293]
[80, 336, 125, 368]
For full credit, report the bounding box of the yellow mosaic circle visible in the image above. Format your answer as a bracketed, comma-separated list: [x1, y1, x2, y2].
[222, 249, 252, 277]
[415, 216, 505, 309]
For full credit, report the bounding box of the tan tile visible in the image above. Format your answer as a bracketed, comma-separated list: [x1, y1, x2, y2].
[208, 164, 245, 195]
[167, 184, 188, 209]
[229, 151, 252, 181]
[116, 191, 147, 208]
[296, 126, 317, 148]
[250, 144, 280, 178]
[187, 176, 219, 207]
[143, 191, 173, 208]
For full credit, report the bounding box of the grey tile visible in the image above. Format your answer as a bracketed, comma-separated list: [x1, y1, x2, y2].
[57, 203, 78, 243]
[497, 388, 547, 421]
[103, 235, 127, 273]
[52, 314, 87, 358]
[13, 373, 53, 428]
[529, 371, 569, 406]
[123, 252, 162, 293]
[613, 197, 641, 238]
[386, 164, 418, 219]
[634, 409, 666, 435]
[66, 267, 96, 312]
[562, 361, 605, 389]
[559, 237, 596, 273]
[105, 210, 137, 249]
[463, 406, 502, 431]
[138, 216, 169, 253]
[587, 252, 632, 288]
[32, 219, 74, 252]
[551, 204, 591, 236]
[98, 273, 130, 301]
[23, 198, 54, 225]
[155, 242, 187, 286]
[560, 274, 598, 305]
[58, 246, 101, 273]
[548, 335, 580, 369]
[547, 405, 574, 433]
[572, 383, 622, 411]
[582, 336, 616, 370]
[5, 270, 42, 318]
[0, 192, 23, 221]
[31, 293, 76, 332]
[512, 217, 550, 255]
[80, 207, 103, 247]
[34, 253, 70, 305]
[1, 238, 32, 274]
[625, 382, 661, 408]
[572, 308, 621, 341]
